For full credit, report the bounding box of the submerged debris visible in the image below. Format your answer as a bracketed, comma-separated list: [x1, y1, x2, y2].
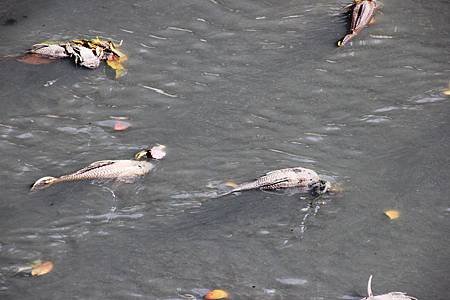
[361, 275, 417, 300]
[113, 120, 131, 131]
[26, 38, 127, 77]
[338, 0, 378, 47]
[442, 83, 450, 96]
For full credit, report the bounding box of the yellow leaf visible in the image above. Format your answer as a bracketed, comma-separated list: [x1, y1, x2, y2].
[204, 289, 229, 300]
[106, 58, 126, 79]
[384, 210, 399, 220]
[108, 41, 127, 59]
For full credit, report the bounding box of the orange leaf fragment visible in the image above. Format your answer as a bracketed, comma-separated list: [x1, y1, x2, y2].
[31, 261, 54, 276]
[17, 54, 55, 65]
[106, 55, 127, 79]
[384, 210, 400, 220]
[204, 289, 229, 300]
[113, 120, 130, 131]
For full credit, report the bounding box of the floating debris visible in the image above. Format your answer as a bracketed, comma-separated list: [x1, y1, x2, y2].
[140, 84, 178, 98]
[384, 210, 400, 220]
[276, 277, 308, 285]
[31, 261, 54, 276]
[16, 260, 54, 277]
[361, 275, 417, 300]
[204, 289, 229, 300]
[25, 38, 127, 78]
[338, 0, 378, 47]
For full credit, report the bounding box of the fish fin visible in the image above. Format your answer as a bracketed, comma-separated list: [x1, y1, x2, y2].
[342, 2, 355, 12]
[73, 160, 116, 175]
[215, 190, 235, 198]
[217, 177, 290, 198]
[263, 168, 291, 176]
[264, 170, 278, 176]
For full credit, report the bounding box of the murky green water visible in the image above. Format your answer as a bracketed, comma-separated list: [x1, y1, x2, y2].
[0, 0, 449, 299]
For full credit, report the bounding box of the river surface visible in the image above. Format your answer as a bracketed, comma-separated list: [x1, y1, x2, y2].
[0, 0, 449, 299]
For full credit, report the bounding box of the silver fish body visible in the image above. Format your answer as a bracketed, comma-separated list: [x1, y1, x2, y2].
[65, 44, 101, 69]
[58, 160, 153, 182]
[29, 44, 69, 58]
[223, 167, 329, 196]
[31, 160, 153, 191]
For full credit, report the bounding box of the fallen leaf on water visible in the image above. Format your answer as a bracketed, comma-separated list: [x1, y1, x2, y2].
[384, 210, 399, 220]
[108, 41, 127, 59]
[204, 289, 229, 300]
[113, 120, 130, 131]
[225, 181, 238, 188]
[442, 89, 450, 96]
[17, 54, 55, 65]
[31, 260, 54, 276]
[106, 56, 127, 79]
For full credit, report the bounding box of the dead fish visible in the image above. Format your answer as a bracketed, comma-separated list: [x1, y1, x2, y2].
[65, 43, 101, 69]
[29, 43, 69, 58]
[26, 38, 127, 71]
[30, 145, 166, 191]
[338, 0, 378, 47]
[361, 275, 418, 300]
[219, 167, 331, 197]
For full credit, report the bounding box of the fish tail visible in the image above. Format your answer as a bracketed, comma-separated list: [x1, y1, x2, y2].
[215, 181, 260, 198]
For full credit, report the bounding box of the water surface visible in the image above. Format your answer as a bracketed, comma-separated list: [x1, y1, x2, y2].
[0, 0, 449, 299]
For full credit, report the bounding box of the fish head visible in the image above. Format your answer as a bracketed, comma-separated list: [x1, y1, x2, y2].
[30, 176, 58, 191]
[318, 180, 331, 194]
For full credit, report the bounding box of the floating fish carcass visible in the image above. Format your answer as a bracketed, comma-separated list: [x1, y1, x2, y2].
[360, 275, 418, 300]
[30, 145, 166, 191]
[28, 38, 127, 70]
[338, 0, 378, 47]
[220, 167, 331, 196]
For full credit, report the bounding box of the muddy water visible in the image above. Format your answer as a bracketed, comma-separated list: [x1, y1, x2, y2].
[0, 0, 449, 299]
